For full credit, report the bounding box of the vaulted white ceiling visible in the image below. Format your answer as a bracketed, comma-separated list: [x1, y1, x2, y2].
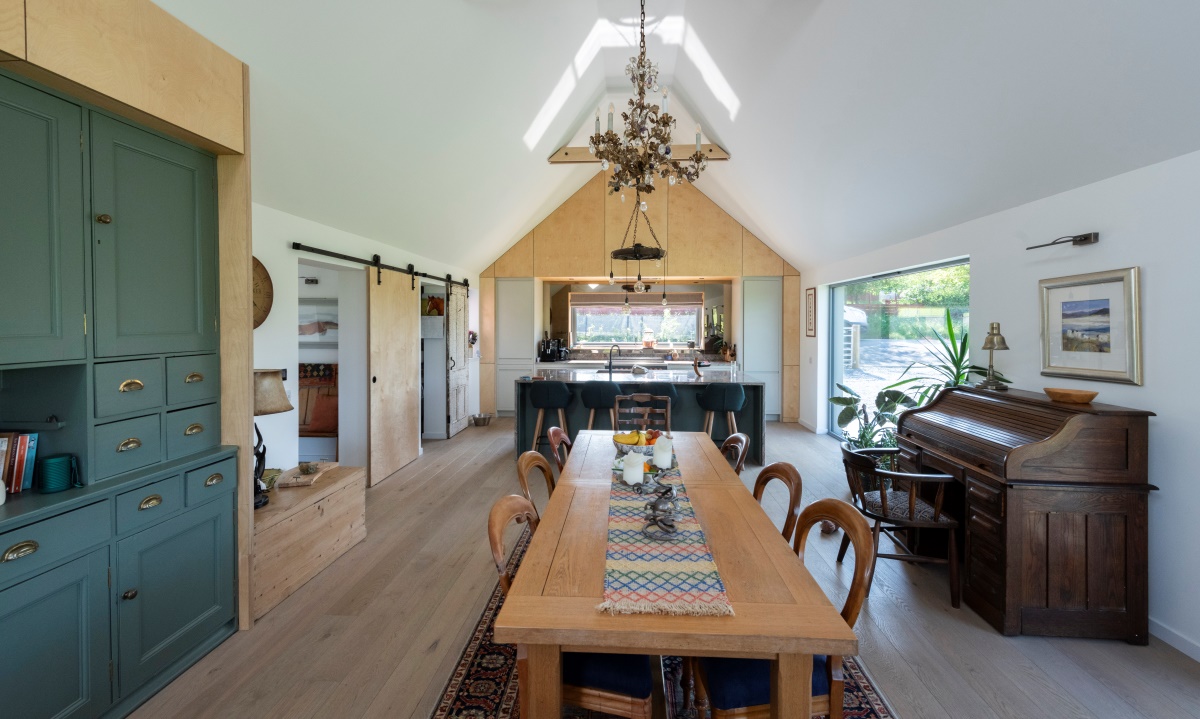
[152, 0, 1200, 272]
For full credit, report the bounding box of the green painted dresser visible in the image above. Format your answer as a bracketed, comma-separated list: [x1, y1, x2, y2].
[0, 69, 237, 719]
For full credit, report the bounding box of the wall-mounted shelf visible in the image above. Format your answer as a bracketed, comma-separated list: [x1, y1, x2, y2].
[0, 420, 66, 431]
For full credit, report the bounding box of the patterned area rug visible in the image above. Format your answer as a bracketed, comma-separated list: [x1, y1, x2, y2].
[431, 529, 898, 719]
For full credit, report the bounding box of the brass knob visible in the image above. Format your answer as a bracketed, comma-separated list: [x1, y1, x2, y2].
[2, 540, 38, 563]
[204, 473, 223, 487]
[184, 423, 204, 436]
[96, 214, 113, 224]
[117, 437, 142, 453]
[184, 372, 205, 384]
[122, 589, 138, 600]
[138, 494, 162, 511]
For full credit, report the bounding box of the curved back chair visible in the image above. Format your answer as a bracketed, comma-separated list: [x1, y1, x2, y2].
[697, 383, 745, 437]
[516, 450, 556, 514]
[548, 426, 573, 473]
[487, 495, 654, 717]
[751, 462, 803, 543]
[695, 498, 875, 719]
[581, 381, 623, 430]
[720, 433, 750, 475]
[529, 380, 572, 452]
[614, 393, 672, 432]
[840, 442, 960, 608]
[488, 495, 540, 594]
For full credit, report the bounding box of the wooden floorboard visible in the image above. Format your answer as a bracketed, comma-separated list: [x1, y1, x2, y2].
[132, 420, 1198, 719]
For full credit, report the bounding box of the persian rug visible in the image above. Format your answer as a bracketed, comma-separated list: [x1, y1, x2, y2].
[431, 528, 898, 719]
[298, 362, 337, 386]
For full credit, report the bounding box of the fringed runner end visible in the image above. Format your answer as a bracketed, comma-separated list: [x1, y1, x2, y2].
[596, 599, 735, 617]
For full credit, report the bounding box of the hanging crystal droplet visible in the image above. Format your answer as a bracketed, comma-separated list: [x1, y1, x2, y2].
[662, 296, 668, 306]
[655, 258, 661, 267]
[600, 159, 609, 170]
[668, 175, 676, 186]
[640, 201, 648, 212]
[635, 280, 645, 293]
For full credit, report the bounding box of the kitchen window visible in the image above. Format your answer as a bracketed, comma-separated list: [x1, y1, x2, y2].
[571, 292, 703, 348]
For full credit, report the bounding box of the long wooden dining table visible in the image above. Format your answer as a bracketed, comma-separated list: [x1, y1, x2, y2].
[492, 431, 858, 718]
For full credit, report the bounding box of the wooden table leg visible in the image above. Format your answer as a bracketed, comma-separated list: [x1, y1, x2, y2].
[518, 643, 562, 719]
[771, 653, 813, 718]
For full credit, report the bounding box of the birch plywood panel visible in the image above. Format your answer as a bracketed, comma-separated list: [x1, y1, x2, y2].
[742, 229, 783, 276]
[604, 171, 668, 270]
[783, 275, 802, 366]
[534, 173, 604, 277]
[782, 364, 800, 423]
[0, 0, 23, 60]
[368, 268, 421, 486]
[667, 182, 741, 277]
[495, 232, 533, 277]
[480, 263, 495, 278]
[24, 0, 245, 152]
[784, 262, 801, 276]
[479, 277, 495, 363]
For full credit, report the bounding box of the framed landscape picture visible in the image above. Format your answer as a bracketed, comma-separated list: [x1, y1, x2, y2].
[299, 298, 339, 349]
[805, 287, 817, 337]
[1039, 267, 1141, 384]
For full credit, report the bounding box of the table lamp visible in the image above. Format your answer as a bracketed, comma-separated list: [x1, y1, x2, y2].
[974, 322, 1009, 391]
[253, 369, 294, 509]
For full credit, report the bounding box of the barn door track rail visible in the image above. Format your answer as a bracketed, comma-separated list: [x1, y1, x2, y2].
[291, 242, 470, 294]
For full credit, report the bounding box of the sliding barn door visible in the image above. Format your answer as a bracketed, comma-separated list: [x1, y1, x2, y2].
[446, 285, 470, 438]
[367, 268, 421, 485]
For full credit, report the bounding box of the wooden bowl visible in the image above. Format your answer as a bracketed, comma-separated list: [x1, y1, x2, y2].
[1043, 388, 1098, 404]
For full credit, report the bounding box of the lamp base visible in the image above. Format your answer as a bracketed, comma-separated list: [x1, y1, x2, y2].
[975, 377, 1008, 391]
[254, 492, 269, 509]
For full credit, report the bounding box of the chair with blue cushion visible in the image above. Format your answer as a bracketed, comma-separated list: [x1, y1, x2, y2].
[694, 498, 875, 719]
[488, 495, 655, 718]
[530, 380, 572, 452]
[697, 382, 745, 437]
[581, 380, 623, 430]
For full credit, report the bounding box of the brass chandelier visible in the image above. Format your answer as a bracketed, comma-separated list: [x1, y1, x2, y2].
[589, 0, 710, 310]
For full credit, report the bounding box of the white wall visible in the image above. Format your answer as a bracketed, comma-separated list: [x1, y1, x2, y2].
[799, 149, 1200, 660]
[252, 204, 475, 471]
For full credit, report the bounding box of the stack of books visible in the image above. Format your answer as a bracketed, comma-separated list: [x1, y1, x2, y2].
[1, 432, 40, 494]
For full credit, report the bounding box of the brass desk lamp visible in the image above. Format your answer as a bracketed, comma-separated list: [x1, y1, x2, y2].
[975, 322, 1009, 391]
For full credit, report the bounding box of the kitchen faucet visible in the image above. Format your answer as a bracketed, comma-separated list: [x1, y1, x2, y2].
[607, 344, 621, 379]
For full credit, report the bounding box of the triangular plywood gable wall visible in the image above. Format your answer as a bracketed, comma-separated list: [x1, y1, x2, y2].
[487, 170, 791, 279]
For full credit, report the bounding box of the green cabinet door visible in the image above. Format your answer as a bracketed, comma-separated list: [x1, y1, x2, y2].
[0, 74, 87, 365]
[0, 549, 111, 719]
[91, 114, 217, 358]
[115, 493, 234, 695]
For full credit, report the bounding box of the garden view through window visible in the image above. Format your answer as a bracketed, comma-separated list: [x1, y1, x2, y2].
[828, 262, 972, 444]
[571, 292, 703, 348]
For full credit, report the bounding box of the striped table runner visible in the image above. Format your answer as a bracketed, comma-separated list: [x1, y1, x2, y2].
[597, 462, 734, 617]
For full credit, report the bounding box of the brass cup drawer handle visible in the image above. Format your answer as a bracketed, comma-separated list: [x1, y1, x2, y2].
[118, 379, 145, 393]
[138, 494, 163, 511]
[204, 473, 223, 487]
[185, 372, 205, 384]
[117, 437, 142, 453]
[184, 423, 205, 436]
[2, 540, 39, 563]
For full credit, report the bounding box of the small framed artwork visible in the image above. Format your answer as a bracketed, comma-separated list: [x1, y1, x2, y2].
[805, 287, 817, 337]
[299, 298, 339, 349]
[1039, 267, 1141, 384]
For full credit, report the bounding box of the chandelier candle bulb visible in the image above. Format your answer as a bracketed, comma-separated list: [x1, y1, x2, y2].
[608, 103, 615, 132]
[595, 108, 600, 135]
[662, 88, 669, 113]
[696, 124, 701, 153]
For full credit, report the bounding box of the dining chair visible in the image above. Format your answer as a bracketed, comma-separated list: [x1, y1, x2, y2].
[840, 442, 960, 608]
[487, 495, 655, 718]
[614, 393, 672, 432]
[693, 498, 875, 719]
[547, 426, 572, 473]
[752, 462, 804, 543]
[720, 433, 750, 475]
[516, 450, 556, 515]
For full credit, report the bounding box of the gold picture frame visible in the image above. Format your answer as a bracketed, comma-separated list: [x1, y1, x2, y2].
[1039, 267, 1141, 385]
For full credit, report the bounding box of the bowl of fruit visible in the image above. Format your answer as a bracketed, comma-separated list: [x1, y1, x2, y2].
[612, 429, 664, 456]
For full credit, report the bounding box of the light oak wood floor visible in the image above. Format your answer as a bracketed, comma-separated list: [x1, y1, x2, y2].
[133, 419, 1200, 719]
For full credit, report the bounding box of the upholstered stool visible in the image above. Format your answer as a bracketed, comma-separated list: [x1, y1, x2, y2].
[697, 383, 745, 437]
[641, 382, 679, 432]
[530, 381, 572, 452]
[581, 381, 623, 430]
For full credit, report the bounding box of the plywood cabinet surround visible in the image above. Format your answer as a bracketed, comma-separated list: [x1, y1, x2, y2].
[0, 0, 24, 60]
[534, 173, 605, 277]
[667, 181, 741, 277]
[742, 229, 784, 276]
[495, 233, 533, 277]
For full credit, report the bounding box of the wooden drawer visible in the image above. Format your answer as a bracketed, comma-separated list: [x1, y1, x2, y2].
[966, 475, 1004, 518]
[0, 501, 111, 586]
[116, 475, 183, 535]
[185, 456, 235, 507]
[919, 450, 965, 481]
[95, 414, 162, 479]
[967, 552, 1005, 608]
[95, 358, 163, 418]
[166, 403, 219, 460]
[968, 507, 1004, 547]
[166, 354, 220, 406]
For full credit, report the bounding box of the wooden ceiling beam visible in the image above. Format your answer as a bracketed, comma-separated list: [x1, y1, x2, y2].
[548, 143, 730, 164]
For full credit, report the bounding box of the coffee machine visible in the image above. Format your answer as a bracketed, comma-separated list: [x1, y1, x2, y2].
[538, 336, 568, 362]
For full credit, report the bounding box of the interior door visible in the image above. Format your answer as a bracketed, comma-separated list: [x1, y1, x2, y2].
[446, 284, 470, 438]
[368, 267, 421, 485]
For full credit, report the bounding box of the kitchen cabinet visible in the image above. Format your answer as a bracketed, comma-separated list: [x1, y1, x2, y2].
[91, 113, 218, 358]
[495, 278, 535, 363]
[742, 278, 783, 416]
[0, 550, 111, 719]
[0, 73, 87, 365]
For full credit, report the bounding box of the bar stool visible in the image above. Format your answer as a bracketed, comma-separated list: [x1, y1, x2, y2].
[581, 381, 623, 430]
[530, 381, 572, 452]
[697, 383, 745, 437]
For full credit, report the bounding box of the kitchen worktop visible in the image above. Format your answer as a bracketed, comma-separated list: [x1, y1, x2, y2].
[518, 366, 755, 384]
